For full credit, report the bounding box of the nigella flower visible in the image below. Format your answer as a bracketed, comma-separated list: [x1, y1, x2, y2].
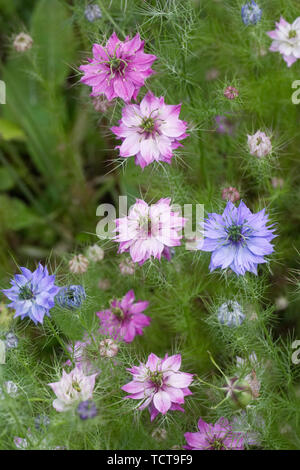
[69, 254, 89, 273]
[198, 201, 276, 275]
[86, 244, 104, 262]
[184, 417, 245, 450]
[224, 86, 239, 100]
[218, 301, 245, 327]
[77, 400, 97, 420]
[0, 380, 18, 399]
[222, 187, 240, 203]
[215, 115, 235, 135]
[241, 1, 262, 26]
[267, 17, 300, 67]
[231, 411, 261, 447]
[64, 337, 95, 374]
[111, 91, 188, 169]
[84, 4, 102, 22]
[5, 331, 19, 349]
[79, 32, 157, 102]
[115, 198, 186, 265]
[99, 338, 119, 357]
[96, 290, 151, 343]
[2, 264, 60, 325]
[13, 32, 33, 52]
[122, 353, 193, 421]
[48, 366, 97, 412]
[247, 130, 272, 158]
[55, 285, 86, 310]
[119, 258, 135, 275]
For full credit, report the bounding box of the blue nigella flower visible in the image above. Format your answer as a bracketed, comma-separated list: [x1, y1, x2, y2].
[198, 201, 276, 276]
[2, 264, 60, 325]
[241, 1, 262, 26]
[5, 332, 19, 349]
[55, 285, 86, 310]
[77, 400, 97, 420]
[84, 4, 102, 23]
[218, 301, 245, 327]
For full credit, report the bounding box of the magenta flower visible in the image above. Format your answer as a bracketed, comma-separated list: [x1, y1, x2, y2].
[122, 353, 193, 421]
[115, 198, 186, 265]
[224, 86, 239, 100]
[111, 91, 188, 168]
[96, 290, 150, 343]
[184, 417, 245, 450]
[79, 32, 157, 102]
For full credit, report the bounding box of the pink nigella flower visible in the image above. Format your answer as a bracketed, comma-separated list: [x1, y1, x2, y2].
[247, 130, 272, 158]
[48, 366, 97, 412]
[222, 187, 240, 203]
[115, 198, 186, 265]
[184, 417, 245, 450]
[224, 86, 239, 100]
[267, 17, 300, 67]
[79, 32, 157, 102]
[122, 353, 193, 421]
[96, 289, 150, 343]
[111, 91, 188, 168]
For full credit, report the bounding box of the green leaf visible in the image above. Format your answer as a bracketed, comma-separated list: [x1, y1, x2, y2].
[0, 167, 15, 191]
[31, 0, 76, 89]
[0, 118, 26, 141]
[0, 195, 40, 230]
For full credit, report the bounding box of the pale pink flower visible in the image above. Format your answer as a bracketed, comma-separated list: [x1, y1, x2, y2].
[86, 244, 104, 262]
[99, 338, 119, 357]
[222, 187, 240, 203]
[96, 289, 150, 343]
[119, 258, 135, 275]
[271, 177, 284, 189]
[111, 91, 188, 169]
[122, 353, 193, 421]
[98, 278, 111, 290]
[13, 32, 33, 52]
[80, 32, 157, 102]
[69, 254, 89, 273]
[267, 17, 300, 67]
[247, 130, 272, 157]
[114, 198, 186, 265]
[48, 366, 97, 412]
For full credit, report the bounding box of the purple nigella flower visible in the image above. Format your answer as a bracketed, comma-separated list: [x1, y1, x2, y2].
[122, 353, 193, 421]
[184, 417, 245, 450]
[96, 290, 151, 343]
[2, 264, 60, 325]
[241, 1, 262, 26]
[55, 285, 86, 309]
[198, 201, 276, 276]
[77, 400, 97, 420]
[79, 32, 157, 102]
[111, 91, 188, 169]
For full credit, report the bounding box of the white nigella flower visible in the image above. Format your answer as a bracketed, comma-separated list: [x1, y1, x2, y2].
[86, 244, 104, 262]
[247, 131, 272, 158]
[69, 254, 89, 274]
[267, 17, 300, 67]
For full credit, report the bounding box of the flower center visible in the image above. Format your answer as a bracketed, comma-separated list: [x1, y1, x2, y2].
[72, 381, 81, 393]
[289, 30, 297, 39]
[256, 137, 262, 145]
[210, 437, 225, 450]
[110, 57, 121, 70]
[150, 371, 164, 387]
[141, 117, 155, 133]
[19, 284, 34, 300]
[227, 224, 243, 242]
[139, 215, 153, 236]
[111, 305, 124, 319]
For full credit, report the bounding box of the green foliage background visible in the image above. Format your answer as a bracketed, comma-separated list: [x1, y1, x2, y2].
[0, 0, 300, 450]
